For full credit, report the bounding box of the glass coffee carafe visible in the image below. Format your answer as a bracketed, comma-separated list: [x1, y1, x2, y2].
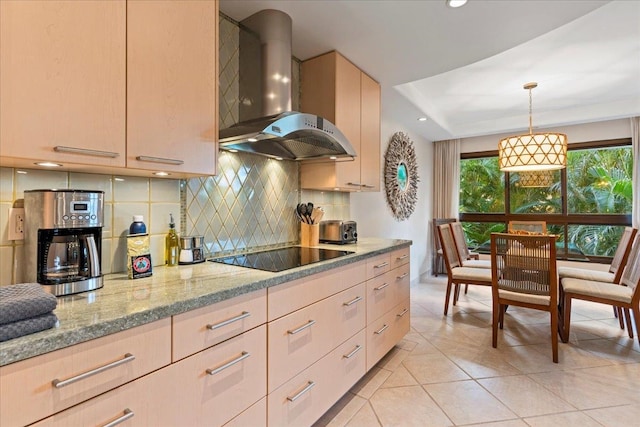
[39, 230, 101, 285]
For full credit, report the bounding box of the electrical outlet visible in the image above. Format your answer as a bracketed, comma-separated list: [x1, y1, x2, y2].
[8, 207, 25, 240]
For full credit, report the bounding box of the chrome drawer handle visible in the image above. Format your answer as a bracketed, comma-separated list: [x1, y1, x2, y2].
[374, 262, 389, 269]
[101, 409, 134, 427]
[135, 155, 184, 165]
[397, 273, 408, 280]
[207, 311, 250, 330]
[54, 146, 119, 158]
[343, 344, 363, 359]
[374, 324, 389, 335]
[396, 308, 409, 318]
[287, 381, 316, 402]
[287, 320, 316, 335]
[343, 296, 363, 306]
[52, 353, 136, 388]
[374, 283, 389, 291]
[206, 351, 250, 375]
[396, 254, 409, 260]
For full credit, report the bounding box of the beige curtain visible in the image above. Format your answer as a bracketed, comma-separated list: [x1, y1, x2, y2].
[632, 117, 639, 228]
[432, 139, 461, 218]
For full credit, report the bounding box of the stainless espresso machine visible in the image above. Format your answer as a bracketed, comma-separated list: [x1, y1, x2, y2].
[24, 189, 104, 296]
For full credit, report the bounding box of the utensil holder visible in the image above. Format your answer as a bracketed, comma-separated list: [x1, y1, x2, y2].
[300, 223, 319, 246]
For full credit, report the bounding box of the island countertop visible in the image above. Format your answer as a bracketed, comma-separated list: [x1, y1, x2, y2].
[0, 238, 411, 366]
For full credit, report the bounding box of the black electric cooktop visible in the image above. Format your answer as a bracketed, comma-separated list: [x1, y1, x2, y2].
[209, 246, 354, 272]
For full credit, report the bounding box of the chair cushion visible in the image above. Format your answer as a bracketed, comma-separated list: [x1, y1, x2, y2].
[462, 259, 491, 269]
[558, 267, 614, 283]
[561, 278, 632, 303]
[498, 289, 551, 306]
[451, 267, 492, 282]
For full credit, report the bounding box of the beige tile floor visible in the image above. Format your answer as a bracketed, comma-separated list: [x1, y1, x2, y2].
[313, 276, 640, 427]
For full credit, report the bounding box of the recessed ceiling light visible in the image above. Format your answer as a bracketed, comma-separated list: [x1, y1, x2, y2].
[446, 0, 467, 8]
[228, 149, 239, 153]
[418, 117, 428, 122]
[329, 156, 337, 160]
[35, 162, 62, 167]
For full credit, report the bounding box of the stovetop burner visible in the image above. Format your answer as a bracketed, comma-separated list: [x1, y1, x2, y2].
[209, 246, 354, 272]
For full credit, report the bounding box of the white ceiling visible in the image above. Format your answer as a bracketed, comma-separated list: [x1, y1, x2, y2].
[219, 0, 640, 142]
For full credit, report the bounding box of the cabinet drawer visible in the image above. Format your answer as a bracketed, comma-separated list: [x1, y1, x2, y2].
[172, 289, 266, 361]
[32, 362, 182, 427]
[366, 299, 410, 371]
[390, 247, 410, 269]
[268, 282, 366, 393]
[365, 253, 391, 279]
[184, 324, 267, 427]
[224, 396, 266, 427]
[366, 263, 410, 323]
[268, 261, 365, 321]
[0, 318, 171, 427]
[268, 329, 366, 427]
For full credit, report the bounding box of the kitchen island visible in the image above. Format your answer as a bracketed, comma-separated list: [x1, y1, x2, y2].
[1, 237, 411, 427]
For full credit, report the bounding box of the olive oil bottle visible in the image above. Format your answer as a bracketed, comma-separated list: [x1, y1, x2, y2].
[165, 213, 179, 266]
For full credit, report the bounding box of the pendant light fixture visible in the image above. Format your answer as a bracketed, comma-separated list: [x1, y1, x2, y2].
[518, 170, 555, 187]
[499, 82, 567, 172]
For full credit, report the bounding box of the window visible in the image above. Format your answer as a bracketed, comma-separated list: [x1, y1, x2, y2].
[459, 139, 632, 261]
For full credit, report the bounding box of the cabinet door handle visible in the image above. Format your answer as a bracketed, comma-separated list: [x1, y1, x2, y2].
[396, 308, 409, 318]
[286, 381, 316, 402]
[346, 182, 363, 187]
[135, 155, 184, 165]
[206, 351, 250, 375]
[54, 146, 119, 158]
[374, 262, 389, 269]
[361, 184, 375, 189]
[207, 311, 250, 330]
[396, 254, 409, 260]
[397, 272, 408, 280]
[343, 344, 363, 359]
[374, 283, 389, 291]
[343, 296, 363, 306]
[101, 409, 134, 427]
[287, 320, 316, 335]
[374, 324, 389, 335]
[52, 353, 135, 388]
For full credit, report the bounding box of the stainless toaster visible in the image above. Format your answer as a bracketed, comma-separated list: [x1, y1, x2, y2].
[319, 220, 357, 244]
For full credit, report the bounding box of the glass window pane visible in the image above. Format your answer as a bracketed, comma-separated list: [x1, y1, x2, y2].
[461, 222, 506, 254]
[567, 225, 626, 257]
[509, 170, 561, 214]
[459, 158, 504, 213]
[567, 146, 633, 214]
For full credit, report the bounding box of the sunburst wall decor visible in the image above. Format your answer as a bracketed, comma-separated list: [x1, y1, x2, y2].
[384, 132, 419, 221]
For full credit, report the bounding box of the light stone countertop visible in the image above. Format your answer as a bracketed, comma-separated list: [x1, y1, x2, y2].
[0, 238, 411, 366]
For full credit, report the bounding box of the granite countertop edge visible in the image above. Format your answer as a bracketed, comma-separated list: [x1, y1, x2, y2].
[1, 239, 412, 366]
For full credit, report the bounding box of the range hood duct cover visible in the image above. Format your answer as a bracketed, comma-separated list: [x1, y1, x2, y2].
[219, 9, 355, 160]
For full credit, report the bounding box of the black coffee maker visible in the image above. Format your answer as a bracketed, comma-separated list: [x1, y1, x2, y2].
[24, 190, 104, 296]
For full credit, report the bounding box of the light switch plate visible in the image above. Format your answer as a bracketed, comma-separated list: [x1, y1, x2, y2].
[8, 207, 25, 240]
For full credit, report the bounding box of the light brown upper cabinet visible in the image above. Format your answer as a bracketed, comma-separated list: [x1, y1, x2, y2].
[0, 0, 218, 177]
[126, 0, 218, 176]
[300, 51, 381, 192]
[0, 0, 127, 169]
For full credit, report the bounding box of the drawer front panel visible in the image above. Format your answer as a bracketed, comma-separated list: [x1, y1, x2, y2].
[366, 262, 410, 323]
[366, 299, 411, 371]
[1, 318, 171, 427]
[268, 329, 366, 427]
[268, 261, 366, 321]
[268, 282, 366, 393]
[224, 396, 267, 427]
[172, 289, 267, 361]
[190, 324, 267, 427]
[365, 253, 391, 279]
[390, 247, 410, 269]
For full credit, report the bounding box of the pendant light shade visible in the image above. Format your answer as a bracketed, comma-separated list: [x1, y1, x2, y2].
[518, 170, 555, 187]
[499, 83, 567, 172]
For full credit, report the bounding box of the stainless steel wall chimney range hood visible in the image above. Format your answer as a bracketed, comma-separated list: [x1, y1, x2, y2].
[218, 9, 355, 160]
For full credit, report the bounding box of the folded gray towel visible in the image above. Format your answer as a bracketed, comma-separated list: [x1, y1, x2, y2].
[0, 283, 57, 325]
[0, 312, 58, 342]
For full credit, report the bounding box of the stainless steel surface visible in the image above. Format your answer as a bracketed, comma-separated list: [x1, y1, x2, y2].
[218, 9, 355, 160]
[86, 235, 101, 278]
[24, 189, 104, 230]
[319, 220, 358, 244]
[206, 351, 251, 375]
[101, 409, 134, 427]
[135, 156, 184, 165]
[342, 345, 362, 359]
[206, 311, 251, 330]
[396, 308, 409, 317]
[40, 277, 104, 296]
[343, 296, 363, 306]
[179, 237, 194, 250]
[54, 146, 119, 158]
[52, 353, 135, 388]
[374, 324, 389, 335]
[287, 319, 316, 335]
[178, 235, 206, 265]
[374, 283, 390, 291]
[286, 381, 316, 402]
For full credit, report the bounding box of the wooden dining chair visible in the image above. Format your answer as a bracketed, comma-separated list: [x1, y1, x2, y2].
[508, 220, 547, 234]
[490, 232, 560, 362]
[437, 223, 492, 315]
[432, 218, 457, 276]
[558, 227, 637, 335]
[449, 221, 491, 300]
[560, 237, 640, 345]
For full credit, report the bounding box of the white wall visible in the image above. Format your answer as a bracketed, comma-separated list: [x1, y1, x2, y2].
[350, 91, 433, 283]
